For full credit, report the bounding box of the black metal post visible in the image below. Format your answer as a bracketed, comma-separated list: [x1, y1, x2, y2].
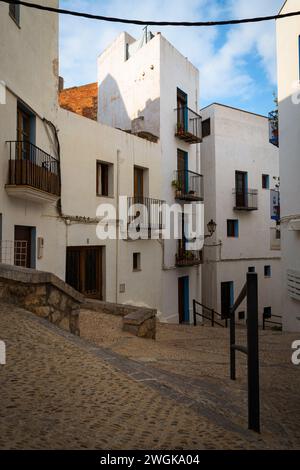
[230, 307, 236, 380]
[193, 300, 196, 326]
[246, 272, 260, 433]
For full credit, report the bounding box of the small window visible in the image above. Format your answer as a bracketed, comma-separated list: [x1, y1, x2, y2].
[202, 118, 211, 138]
[227, 220, 239, 238]
[238, 311, 245, 320]
[264, 307, 272, 319]
[96, 161, 113, 197]
[262, 174, 270, 189]
[264, 265, 271, 277]
[133, 253, 141, 271]
[9, 4, 20, 25]
[248, 267, 255, 273]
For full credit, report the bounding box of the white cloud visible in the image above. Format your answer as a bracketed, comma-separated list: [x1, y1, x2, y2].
[59, 0, 283, 104]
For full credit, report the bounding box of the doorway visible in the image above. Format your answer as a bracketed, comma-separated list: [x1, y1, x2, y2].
[178, 276, 190, 324]
[66, 246, 103, 299]
[14, 225, 35, 268]
[235, 171, 248, 207]
[221, 281, 234, 320]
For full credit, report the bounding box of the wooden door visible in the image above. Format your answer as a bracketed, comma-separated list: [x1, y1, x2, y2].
[177, 89, 188, 131]
[235, 171, 247, 207]
[221, 281, 234, 320]
[14, 225, 32, 268]
[66, 246, 103, 299]
[17, 107, 31, 160]
[177, 149, 188, 193]
[134, 167, 144, 199]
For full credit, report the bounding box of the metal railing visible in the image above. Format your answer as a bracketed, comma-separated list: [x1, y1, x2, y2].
[233, 189, 258, 210]
[229, 272, 260, 433]
[0, 240, 28, 267]
[6, 141, 60, 196]
[173, 170, 204, 201]
[127, 196, 165, 231]
[193, 300, 228, 328]
[175, 106, 202, 143]
[175, 246, 202, 267]
[263, 313, 282, 330]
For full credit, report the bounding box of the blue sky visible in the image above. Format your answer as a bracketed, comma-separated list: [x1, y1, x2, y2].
[59, 0, 284, 116]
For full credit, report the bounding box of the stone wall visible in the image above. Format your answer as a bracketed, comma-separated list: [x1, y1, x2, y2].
[83, 299, 157, 339]
[0, 264, 84, 335]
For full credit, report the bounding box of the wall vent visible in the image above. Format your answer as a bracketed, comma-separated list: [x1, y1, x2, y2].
[287, 270, 300, 301]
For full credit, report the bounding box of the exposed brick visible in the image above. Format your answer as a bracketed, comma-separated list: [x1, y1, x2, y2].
[59, 82, 98, 121]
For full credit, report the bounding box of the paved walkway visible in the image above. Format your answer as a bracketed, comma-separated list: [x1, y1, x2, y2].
[0, 303, 299, 449]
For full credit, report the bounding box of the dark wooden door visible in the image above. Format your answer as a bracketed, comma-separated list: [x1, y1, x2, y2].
[17, 107, 31, 160]
[221, 281, 233, 320]
[66, 246, 103, 299]
[178, 276, 189, 324]
[235, 171, 247, 207]
[14, 225, 32, 268]
[134, 167, 144, 199]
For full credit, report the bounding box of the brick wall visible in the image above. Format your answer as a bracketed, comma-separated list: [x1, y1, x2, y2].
[59, 82, 98, 121]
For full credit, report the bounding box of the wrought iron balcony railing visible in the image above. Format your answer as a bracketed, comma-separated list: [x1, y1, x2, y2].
[6, 141, 60, 197]
[127, 196, 165, 232]
[175, 106, 202, 144]
[233, 189, 258, 211]
[173, 170, 204, 201]
[175, 246, 203, 267]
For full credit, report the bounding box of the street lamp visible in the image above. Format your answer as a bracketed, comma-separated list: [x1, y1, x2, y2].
[205, 219, 217, 239]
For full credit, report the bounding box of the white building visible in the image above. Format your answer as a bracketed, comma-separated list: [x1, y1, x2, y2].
[98, 31, 204, 323]
[201, 104, 281, 324]
[276, 0, 300, 332]
[0, 1, 204, 324]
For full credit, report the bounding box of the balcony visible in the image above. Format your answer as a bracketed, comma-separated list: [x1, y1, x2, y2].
[173, 170, 204, 202]
[127, 196, 165, 239]
[175, 106, 202, 144]
[233, 189, 258, 211]
[175, 245, 203, 267]
[5, 141, 60, 204]
[268, 111, 279, 147]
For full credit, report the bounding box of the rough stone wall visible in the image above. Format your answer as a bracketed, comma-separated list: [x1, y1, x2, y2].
[59, 82, 98, 121]
[0, 264, 84, 335]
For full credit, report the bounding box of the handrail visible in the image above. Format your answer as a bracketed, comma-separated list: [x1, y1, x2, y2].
[263, 313, 282, 330]
[193, 299, 227, 328]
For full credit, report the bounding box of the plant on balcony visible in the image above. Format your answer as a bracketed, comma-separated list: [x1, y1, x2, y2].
[171, 179, 183, 196]
[176, 123, 185, 135]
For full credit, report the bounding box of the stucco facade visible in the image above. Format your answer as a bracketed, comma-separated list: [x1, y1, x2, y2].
[276, 0, 300, 331]
[201, 104, 281, 325]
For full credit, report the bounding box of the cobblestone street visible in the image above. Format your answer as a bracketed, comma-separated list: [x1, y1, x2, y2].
[0, 303, 299, 449]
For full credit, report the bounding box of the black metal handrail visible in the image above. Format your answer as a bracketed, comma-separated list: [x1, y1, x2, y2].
[175, 106, 202, 143]
[6, 140, 60, 196]
[173, 170, 204, 201]
[233, 188, 258, 210]
[127, 196, 165, 230]
[229, 272, 260, 433]
[193, 300, 228, 328]
[263, 313, 282, 330]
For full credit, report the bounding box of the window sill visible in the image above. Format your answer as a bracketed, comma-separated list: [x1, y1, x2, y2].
[96, 194, 114, 199]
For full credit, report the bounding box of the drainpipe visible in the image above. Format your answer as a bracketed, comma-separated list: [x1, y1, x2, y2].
[115, 150, 121, 303]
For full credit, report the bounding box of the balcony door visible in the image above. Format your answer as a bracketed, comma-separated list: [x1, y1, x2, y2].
[177, 88, 188, 131]
[66, 246, 103, 299]
[177, 149, 188, 193]
[134, 167, 144, 200]
[235, 171, 248, 208]
[17, 105, 35, 160]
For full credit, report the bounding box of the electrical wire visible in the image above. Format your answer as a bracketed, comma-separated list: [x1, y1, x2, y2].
[1, 0, 299, 27]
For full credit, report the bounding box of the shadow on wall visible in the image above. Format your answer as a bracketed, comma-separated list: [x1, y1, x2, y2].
[98, 74, 160, 139]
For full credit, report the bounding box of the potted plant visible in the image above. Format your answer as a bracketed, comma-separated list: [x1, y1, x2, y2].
[171, 179, 183, 197]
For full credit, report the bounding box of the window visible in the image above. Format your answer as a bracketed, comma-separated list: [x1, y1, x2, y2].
[96, 161, 113, 197]
[227, 219, 239, 238]
[264, 265, 271, 277]
[264, 307, 272, 319]
[16, 103, 36, 159]
[248, 267, 255, 273]
[238, 311, 245, 320]
[133, 252, 141, 271]
[262, 174, 270, 189]
[202, 118, 211, 138]
[9, 3, 20, 25]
